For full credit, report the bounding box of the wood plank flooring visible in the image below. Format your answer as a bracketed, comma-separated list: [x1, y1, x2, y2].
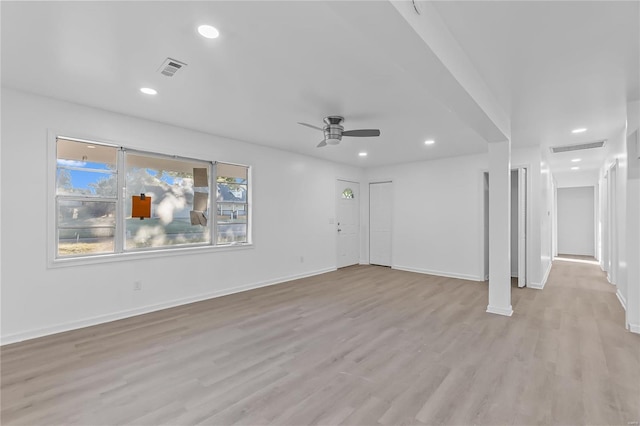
[2, 259, 639, 425]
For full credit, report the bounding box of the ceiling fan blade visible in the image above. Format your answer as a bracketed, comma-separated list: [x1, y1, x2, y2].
[342, 129, 381, 137]
[298, 122, 324, 131]
[317, 140, 328, 148]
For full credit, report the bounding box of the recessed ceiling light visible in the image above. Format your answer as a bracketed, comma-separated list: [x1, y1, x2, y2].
[358, 152, 367, 157]
[571, 166, 580, 170]
[198, 24, 219, 39]
[140, 87, 157, 95]
[424, 140, 435, 145]
[86, 145, 95, 149]
[572, 128, 587, 133]
[571, 158, 581, 162]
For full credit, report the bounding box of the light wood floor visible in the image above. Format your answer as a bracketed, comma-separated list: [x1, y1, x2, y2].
[2, 260, 639, 425]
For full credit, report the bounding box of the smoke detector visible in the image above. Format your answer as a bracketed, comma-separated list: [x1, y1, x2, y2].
[157, 58, 188, 77]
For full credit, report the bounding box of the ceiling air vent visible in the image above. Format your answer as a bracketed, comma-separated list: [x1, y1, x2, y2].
[158, 58, 187, 77]
[550, 140, 606, 153]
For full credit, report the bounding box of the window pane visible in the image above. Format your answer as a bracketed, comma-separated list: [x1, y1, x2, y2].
[58, 200, 116, 228]
[217, 203, 248, 223]
[56, 168, 117, 197]
[125, 153, 210, 249]
[216, 162, 249, 245]
[217, 224, 247, 244]
[342, 188, 354, 199]
[217, 163, 247, 183]
[57, 139, 117, 167]
[217, 183, 247, 202]
[57, 200, 116, 257]
[58, 228, 115, 257]
[57, 139, 117, 196]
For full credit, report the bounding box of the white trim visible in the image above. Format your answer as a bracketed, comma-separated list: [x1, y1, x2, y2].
[616, 289, 627, 311]
[486, 305, 514, 316]
[49, 242, 254, 268]
[530, 260, 552, 290]
[392, 265, 484, 282]
[629, 324, 640, 334]
[0, 267, 336, 346]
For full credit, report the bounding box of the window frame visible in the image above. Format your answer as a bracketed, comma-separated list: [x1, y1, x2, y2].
[48, 132, 253, 268]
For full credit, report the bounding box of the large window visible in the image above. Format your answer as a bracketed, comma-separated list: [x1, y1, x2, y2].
[54, 137, 251, 259]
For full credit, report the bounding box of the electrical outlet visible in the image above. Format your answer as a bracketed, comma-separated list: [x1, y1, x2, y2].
[133, 281, 142, 291]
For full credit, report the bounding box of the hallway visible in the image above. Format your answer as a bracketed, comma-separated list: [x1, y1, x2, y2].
[511, 255, 640, 424]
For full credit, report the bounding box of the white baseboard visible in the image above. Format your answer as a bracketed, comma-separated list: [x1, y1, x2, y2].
[616, 289, 627, 311]
[486, 305, 514, 317]
[392, 265, 484, 282]
[0, 267, 336, 346]
[529, 260, 552, 290]
[629, 324, 640, 334]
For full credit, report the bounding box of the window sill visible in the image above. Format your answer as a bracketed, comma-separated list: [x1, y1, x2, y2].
[48, 243, 254, 269]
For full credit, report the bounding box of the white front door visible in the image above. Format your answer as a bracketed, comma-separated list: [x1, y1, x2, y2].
[337, 180, 359, 268]
[369, 181, 392, 267]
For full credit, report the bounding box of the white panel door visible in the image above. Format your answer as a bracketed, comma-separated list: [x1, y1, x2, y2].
[337, 180, 359, 268]
[370, 182, 392, 266]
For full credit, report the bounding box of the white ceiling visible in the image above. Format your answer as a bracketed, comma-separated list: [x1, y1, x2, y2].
[433, 0, 639, 183]
[2, 1, 638, 175]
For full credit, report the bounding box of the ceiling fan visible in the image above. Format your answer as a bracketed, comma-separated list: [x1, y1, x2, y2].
[298, 116, 381, 148]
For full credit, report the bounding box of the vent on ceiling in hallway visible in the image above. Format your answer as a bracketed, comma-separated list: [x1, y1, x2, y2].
[158, 58, 188, 77]
[550, 140, 606, 153]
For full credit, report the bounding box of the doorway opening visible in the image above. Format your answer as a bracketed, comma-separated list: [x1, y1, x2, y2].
[483, 167, 528, 287]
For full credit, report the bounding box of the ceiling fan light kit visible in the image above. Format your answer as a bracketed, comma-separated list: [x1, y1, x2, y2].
[298, 116, 380, 148]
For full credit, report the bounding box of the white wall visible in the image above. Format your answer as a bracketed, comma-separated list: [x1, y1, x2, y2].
[557, 187, 595, 256]
[598, 126, 629, 318]
[539, 149, 555, 287]
[362, 146, 545, 287]
[365, 153, 487, 281]
[626, 129, 639, 333]
[0, 89, 363, 344]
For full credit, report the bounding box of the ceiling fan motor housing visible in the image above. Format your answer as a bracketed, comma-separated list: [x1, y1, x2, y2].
[323, 116, 344, 144]
[324, 124, 344, 144]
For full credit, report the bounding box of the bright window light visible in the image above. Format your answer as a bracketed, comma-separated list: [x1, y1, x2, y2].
[571, 128, 587, 133]
[571, 158, 581, 162]
[358, 152, 367, 157]
[424, 140, 435, 145]
[571, 166, 580, 170]
[140, 87, 157, 95]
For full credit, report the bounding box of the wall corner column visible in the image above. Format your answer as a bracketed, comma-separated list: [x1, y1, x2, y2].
[487, 139, 513, 316]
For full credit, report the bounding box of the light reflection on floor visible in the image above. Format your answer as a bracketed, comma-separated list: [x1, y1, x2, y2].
[554, 255, 600, 265]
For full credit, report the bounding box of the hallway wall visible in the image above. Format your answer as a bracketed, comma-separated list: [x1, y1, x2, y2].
[557, 186, 595, 256]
